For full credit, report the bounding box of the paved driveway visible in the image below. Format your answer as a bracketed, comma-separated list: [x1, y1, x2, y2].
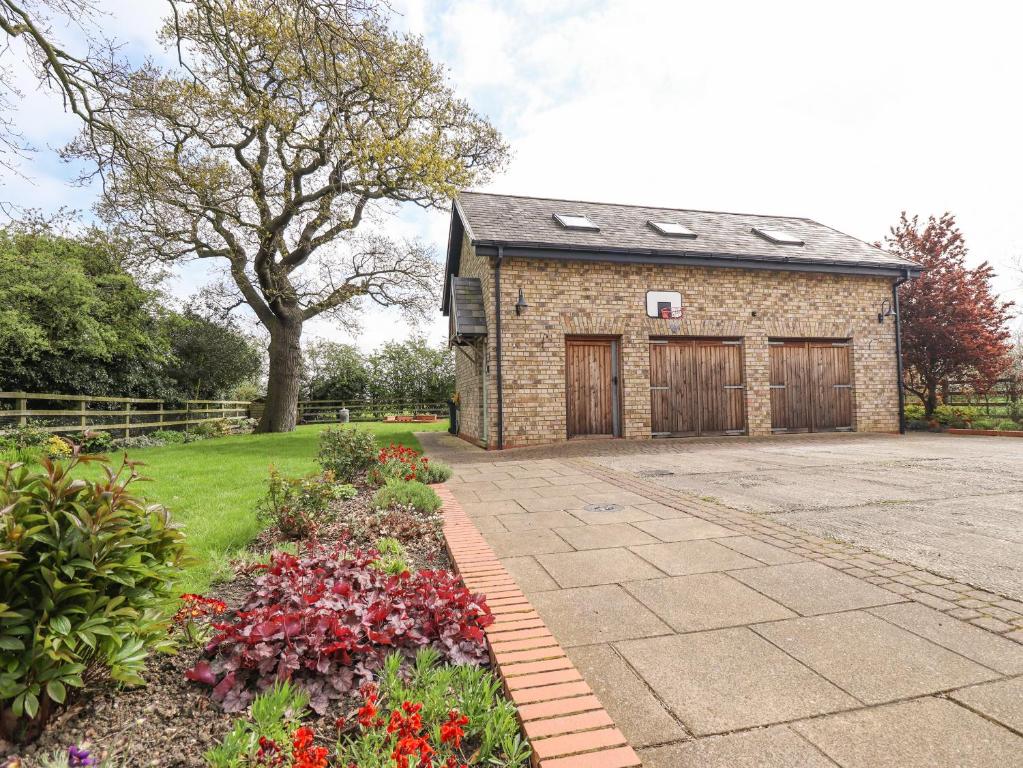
[421, 431, 1023, 767]
[591, 432, 1023, 600]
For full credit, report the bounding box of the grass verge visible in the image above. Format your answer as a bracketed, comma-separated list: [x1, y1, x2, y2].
[86, 421, 449, 594]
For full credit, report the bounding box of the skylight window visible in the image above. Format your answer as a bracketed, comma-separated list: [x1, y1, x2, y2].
[648, 220, 697, 238]
[553, 213, 600, 231]
[752, 227, 804, 246]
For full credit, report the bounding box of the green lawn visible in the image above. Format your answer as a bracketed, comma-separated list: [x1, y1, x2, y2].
[92, 421, 449, 595]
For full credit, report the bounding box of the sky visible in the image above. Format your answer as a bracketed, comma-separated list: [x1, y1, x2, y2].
[3, 0, 1022, 350]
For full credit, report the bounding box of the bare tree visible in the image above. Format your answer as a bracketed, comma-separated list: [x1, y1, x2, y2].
[0, 0, 125, 180]
[66, 0, 508, 431]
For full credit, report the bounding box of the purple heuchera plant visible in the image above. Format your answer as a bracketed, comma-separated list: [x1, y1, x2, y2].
[185, 543, 493, 713]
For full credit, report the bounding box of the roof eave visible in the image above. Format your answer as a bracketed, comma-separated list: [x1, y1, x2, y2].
[472, 240, 922, 278]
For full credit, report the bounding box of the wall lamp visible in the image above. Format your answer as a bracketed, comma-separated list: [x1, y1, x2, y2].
[878, 299, 896, 324]
[515, 287, 529, 315]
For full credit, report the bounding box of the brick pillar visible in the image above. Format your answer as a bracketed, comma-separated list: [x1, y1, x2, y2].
[744, 334, 772, 436]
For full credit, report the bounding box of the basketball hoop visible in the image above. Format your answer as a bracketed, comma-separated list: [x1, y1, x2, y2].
[659, 307, 684, 319]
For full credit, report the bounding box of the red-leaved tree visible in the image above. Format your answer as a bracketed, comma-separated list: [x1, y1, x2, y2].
[885, 213, 1014, 415]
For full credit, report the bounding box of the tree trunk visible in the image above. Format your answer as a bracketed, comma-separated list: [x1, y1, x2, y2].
[259, 316, 303, 432]
[925, 381, 939, 417]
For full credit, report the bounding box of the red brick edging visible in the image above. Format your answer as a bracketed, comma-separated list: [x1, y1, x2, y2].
[947, 428, 1023, 438]
[433, 484, 642, 768]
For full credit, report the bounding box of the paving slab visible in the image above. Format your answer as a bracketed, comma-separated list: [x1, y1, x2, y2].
[499, 556, 560, 593]
[536, 548, 665, 588]
[792, 697, 1023, 767]
[730, 561, 903, 615]
[754, 611, 998, 704]
[566, 644, 688, 748]
[624, 574, 795, 632]
[631, 517, 737, 542]
[552, 522, 658, 550]
[496, 511, 585, 531]
[459, 499, 526, 516]
[569, 506, 657, 525]
[615, 628, 858, 735]
[639, 726, 838, 768]
[515, 495, 588, 513]
[529, 584, 672, 647]
[472, 486, 541, 502]
[951, 677, 1023, 734]
[868, 602, 1023, 675]
[629, 539, 762, 575]
[715, 535, 806, 565]
[636, 501, 698, 519]
[486, 529, 573, 558]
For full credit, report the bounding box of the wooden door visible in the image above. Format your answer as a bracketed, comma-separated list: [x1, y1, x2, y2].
[650, 339, 746, 436]
[566, 338, 619, 437]
[770, 340, 852, 432]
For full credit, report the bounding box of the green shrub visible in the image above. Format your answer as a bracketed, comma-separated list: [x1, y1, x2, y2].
[371, 479, 442, 515]
[995, 419, 1021, 432]
[372, 537, 410, 575]
[903, 403, 925, 422]
[0, 425, 50, 450]
[971, 417, 997, 430]
[417, 459, 453, 484]
[0, 455, 187, 743]
[187, 418, 234, 439]
[316, 427, 378, 482]
[205, 682, 309, 768]
[257, 467, 356, 539]
[336, 649, 531, 768]
[933, 405, 984, 426]
[150, 429, 187, 444]
[66, 430, 114, 454]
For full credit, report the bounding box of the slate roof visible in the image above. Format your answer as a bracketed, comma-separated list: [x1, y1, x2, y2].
[451, 191, 920, 273]
[449, 276, 487, 339]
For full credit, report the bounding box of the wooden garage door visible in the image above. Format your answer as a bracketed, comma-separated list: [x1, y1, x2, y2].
[566, 338, 620, 438]
[770, 340, 852, 432]
[650, 339, 746, 437]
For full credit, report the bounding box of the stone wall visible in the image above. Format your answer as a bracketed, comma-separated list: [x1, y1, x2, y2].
[452, 245, 900, 448]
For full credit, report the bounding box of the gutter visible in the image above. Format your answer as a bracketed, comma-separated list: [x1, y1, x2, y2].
[893, 268, 911, 434]
[494, 246, 504, 450]
[473, 241, 921, 279]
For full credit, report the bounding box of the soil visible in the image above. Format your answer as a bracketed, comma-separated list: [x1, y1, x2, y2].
[2, 484, 454, 768]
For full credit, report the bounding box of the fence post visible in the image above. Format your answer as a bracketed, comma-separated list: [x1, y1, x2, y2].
[79, 400, 87, 430]
[17, 394, 26, 427]
[158, 401, 164, 427]
[124, 402, 132, 439]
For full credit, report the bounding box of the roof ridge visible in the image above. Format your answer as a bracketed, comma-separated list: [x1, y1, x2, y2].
[457, 189, 816, 223]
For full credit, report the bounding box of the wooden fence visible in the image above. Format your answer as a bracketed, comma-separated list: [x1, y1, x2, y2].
[942, 379, 1019, 416]
[297, 400, 447, 423]
[0, 392, 250, 436]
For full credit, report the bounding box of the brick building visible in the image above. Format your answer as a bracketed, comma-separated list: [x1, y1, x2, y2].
[442, 192, 920, 449]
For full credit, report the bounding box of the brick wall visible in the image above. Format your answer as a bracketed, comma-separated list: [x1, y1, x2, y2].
[453, 245, 900, 448]
[452, 235, 497, 445]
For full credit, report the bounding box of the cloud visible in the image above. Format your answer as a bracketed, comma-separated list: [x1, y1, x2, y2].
[3, 0, 1021, 352]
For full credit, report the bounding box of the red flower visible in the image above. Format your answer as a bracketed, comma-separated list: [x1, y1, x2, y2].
[440, 710, 469, 748]
[357, 692, 379, 728]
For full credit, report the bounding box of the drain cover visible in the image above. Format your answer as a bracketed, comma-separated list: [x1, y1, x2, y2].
[637, 468, 675, 478]
[583, 503, 623, 513]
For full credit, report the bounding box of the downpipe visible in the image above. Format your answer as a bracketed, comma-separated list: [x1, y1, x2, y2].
[495, 246, 504, 450]
[893, 269, 910, 435]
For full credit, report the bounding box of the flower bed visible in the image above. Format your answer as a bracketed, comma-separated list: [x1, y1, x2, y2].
[2, 430, 530, 768]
